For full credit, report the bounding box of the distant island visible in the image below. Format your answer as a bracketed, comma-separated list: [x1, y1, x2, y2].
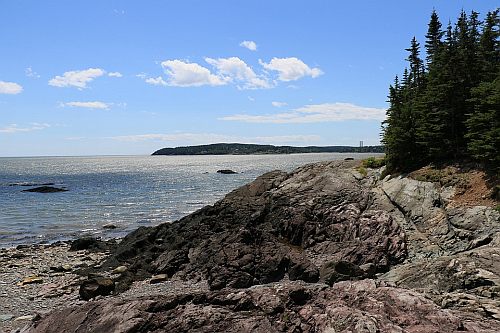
[151, 143, 384, 155]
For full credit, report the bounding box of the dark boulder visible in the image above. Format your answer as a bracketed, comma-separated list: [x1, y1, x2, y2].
[319, 260, 366, 286]
[217, 169, 238, 174]
[79, 277, 115, 301]
[70, 237, 107, 252]
[22, 186, 67, 193]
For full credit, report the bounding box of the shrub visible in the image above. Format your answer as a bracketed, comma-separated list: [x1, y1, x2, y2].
[362, 157, 386, 169]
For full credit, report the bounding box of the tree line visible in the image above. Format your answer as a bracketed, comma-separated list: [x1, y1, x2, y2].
[382, 8, 499, 173]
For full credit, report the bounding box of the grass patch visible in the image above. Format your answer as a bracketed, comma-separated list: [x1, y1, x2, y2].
[357, 166, 368, 177]
[411, 167, 469, 188]
[362, 157, 386, 169]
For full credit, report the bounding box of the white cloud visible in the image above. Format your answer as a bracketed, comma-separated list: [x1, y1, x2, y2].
[145, 76, 167, 86]
[25, 67, 40, 78]
[220, 102, 386, 123]
[136, 73, 147, 79]
[62, 101, 110, 110]
[259, 57, 323, 81]
[109, 132, 320, 145]
[272, 101, 287, 107]
[108, 72, 123, 78]
[161, 60, 226, 87]
[205, 57, 270, 89]
[48, 68, 105, 89]
[240, 40, 257, 51]
[0, 123, 50, 133]
[0, 81, 23, 94]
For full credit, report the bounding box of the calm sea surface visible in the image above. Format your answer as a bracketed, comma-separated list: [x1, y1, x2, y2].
[0, 153, 381, 247]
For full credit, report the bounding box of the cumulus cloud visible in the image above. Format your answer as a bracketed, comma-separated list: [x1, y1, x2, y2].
[221, 102, 386, 123]
[109, 132, 320, 145]
[25, 67, 40, 78]
[259, 57, 323, 81]
[0, 81, 23, 94]
[61, 101, 110, 110]
[48, 68, 105, 89]
[108, 72, 123, 77]
[239, 40, 257, 51]
[145, 76, 167, 86]
[205, 57, 270, 89]
[0, 123, 50, 133]
[272, 101, 287, 107]
[161, 60, 226, 87]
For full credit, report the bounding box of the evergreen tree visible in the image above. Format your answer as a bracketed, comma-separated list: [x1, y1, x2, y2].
[383, 8, 500, 172]
[465, 76, 500, 170]
[425, 9, 444, 65]
[478, 9, 500, 81]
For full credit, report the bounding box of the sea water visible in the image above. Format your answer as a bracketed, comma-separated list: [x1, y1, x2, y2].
[0, 153, 381, 247]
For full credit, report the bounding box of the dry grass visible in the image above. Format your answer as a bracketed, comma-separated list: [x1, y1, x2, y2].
[409, 166, 498, 208]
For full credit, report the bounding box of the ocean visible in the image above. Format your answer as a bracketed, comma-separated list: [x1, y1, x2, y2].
[0, 153, 381, 247]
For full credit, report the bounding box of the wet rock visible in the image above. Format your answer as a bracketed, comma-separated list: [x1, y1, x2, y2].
[79, 277, 115, 301]
[69, 237, 107, 251]
[102, 223, 117, 229]
[217, 169, 238, 174]
[22, 186, 68, 193]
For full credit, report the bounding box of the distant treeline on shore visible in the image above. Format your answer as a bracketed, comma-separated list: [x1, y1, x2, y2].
[152, 143, 384, 155]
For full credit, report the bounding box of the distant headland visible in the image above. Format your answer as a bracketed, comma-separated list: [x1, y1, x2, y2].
[151, 143, 384, 155]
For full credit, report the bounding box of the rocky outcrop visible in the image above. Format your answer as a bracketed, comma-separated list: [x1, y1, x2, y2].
[85, 161, 407, 293]
[23, 280, 500, 332]
[20, 160, 500, 332]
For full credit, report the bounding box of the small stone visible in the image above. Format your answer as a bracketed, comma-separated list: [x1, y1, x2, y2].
[14, 315, 36, 321]
[111, 265, 127, 274]
[0, 314, 14, 321]
[79, 277, 115, 301]
[50, 264, 72, 272]
[150, 274, 168, 284]
[103, 223, 117, 229]
[18, 275, 43, 286]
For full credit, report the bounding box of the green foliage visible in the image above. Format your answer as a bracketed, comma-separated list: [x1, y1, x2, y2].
[411, 167, 469, 188]
[492, 185, 500, 201]
[362, 157, 386, 168]
[356, 166, 368, 177]
[382, 9, 500, 172]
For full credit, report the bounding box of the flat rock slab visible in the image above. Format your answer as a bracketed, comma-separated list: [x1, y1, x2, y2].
[22, 280, 500, 333]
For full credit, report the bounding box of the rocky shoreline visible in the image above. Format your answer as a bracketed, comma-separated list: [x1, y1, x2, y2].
[2, 160, 499, 332]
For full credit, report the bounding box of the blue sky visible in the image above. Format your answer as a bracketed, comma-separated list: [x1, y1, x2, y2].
[0, 1, 497, 156]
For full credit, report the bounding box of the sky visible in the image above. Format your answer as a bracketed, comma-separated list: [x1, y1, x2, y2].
[0, 0, 497, 156]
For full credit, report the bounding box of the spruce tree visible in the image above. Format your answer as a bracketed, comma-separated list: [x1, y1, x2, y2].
[425, 10, 444, 65]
